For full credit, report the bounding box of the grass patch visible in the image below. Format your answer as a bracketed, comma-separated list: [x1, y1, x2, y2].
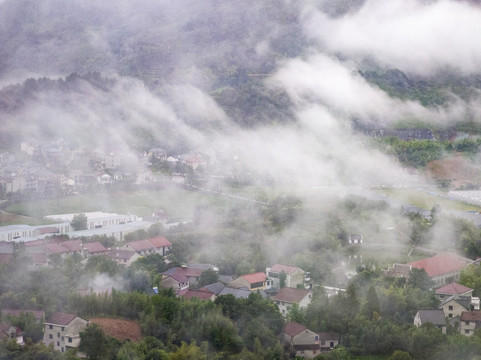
[377, 188, 481, 212]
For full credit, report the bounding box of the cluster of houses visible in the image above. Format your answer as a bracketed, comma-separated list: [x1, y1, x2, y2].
[0, 141, 212, 196]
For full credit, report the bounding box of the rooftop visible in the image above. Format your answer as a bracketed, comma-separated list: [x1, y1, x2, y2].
[408, 253, 471, 277]
[284, 321, 307, 337]
[272, 287, 311, 303]
[436, 282, 473, 295]
[240, 272, 267, 284]
[45, 312, 78, 326]
[270, 264, 303, 275]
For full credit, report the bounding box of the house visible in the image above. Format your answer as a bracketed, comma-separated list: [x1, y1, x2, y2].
[414, 310, 447, 333]
[107, 249, 141, 266]
[0, 324, 23, 344]
[177, 288, 216, 301]
[120, 236, 172, 256]
[407, 253, 472, 288]
[266, 264, 307, 289]
[348, 234, 363, 245]
[83, 242, 108, 256]
[218, 286, 268, 299]
[43, 312, 88, 353]
[383, 263, 412, 278]
[201, 282, 225, 296]
[319, 332, 341, 351]
[283, 322, 322, 358]
[160, 269, 190, 293]
[229, 272, 271, 291]
[439, 296, 474, 319]
[460, 311, 481, 336]
[435, 282, 473, 301]
[272, 288, 312, 316]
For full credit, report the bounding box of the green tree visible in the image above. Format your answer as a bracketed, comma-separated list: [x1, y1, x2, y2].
[197, 269, 219, 288]
[71, 213, 88, 231]
[363, 286, 380, 320]
[408, 268, 432, 290]
[79, 324, 111, 360]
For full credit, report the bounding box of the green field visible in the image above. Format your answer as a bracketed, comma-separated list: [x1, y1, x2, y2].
[377, 188, 481, 212]
[2, 186, 246, 225]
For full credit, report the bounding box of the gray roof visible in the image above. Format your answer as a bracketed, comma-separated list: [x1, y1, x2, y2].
[218, 287, 268, 299]
[417, 310, 446, 326]
[202, 282, 225, 295]
[439, 295, 472, 310]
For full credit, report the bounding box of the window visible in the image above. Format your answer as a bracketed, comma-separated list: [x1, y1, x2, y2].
[61, 348, 64, 353]
[465, 321, 470, 325]
[321, 340, 326, 345]
[57, 332, 60, 337]
[49, 325, 53, 329]
[57, 342, 60, 347]
[448, 306, 453, 310]
[68, 337, 72, 343]
[330, 342, 334, 348]
[61, 327, 65, 331]
[465, 330, 470, 334]
[315, 335, 319, 341]
[449, 314, 453, 318]
[49, 334, 53, 339]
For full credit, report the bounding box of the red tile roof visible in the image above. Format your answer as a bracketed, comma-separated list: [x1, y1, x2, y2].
[45, 312, 78, 326]
[241, 272, 266, 284]
[272, 287, 311, 303]
[284, 321, 307, 337]
[178, 289, 214, 300]
[125, 240, 153, 251]
[270, 264, 301, 275]
[460, 311, 481, 322]
[436, 282, 472, 295]
[148, 236, 172, 248]
[408, 253, 470, 277]
[83, 242, 108, 254]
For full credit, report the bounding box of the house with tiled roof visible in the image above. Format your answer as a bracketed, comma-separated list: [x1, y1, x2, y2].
[83, 241, 108, 256]
[229, 272, 270, 291]
[177, 288, 216, 301]
[435, 282, 473, 301]
[407, 253, 472, 288]
[266, 264, 307, 289]
[160, 268, 190, 293]
[283, 322, 336, 358]
[460, 311, 481, 336]
[120, 236, 172, 256]
[0, 323, 23, 344]
[414, 310, 446, 333]
[107, 249, 141, 266]
[439, 296, 474, 319]
[272, 287, 312, 316]
[43, 312, 88, 353]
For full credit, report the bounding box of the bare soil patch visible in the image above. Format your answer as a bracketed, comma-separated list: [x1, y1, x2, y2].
[89, 318, 142, 342]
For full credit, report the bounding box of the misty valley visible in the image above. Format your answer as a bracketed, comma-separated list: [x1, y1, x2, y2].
[2, 0, 481, 360]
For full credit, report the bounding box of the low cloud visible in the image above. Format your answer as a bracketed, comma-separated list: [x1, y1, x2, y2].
[305, 0, 481, 75]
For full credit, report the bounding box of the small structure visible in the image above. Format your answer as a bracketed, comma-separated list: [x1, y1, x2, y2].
[121, 236, 172, 257]
[383, 264, 412, 278]
[414, 310, 446, 333]
[283, 322, 338, 358]
[43, 312, 88, 353]
[348, 234, 363, 245]
[266, 264, 307, 289]
[0, 324, 23, 344]
[107, 249, 141, 266]
[272, 288, 312, 316]
[460, 311, 481, 336]
[160, 269, 190, 293]
[229, 272, 271, 291]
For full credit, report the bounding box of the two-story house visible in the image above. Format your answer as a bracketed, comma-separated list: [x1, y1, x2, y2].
[439, 296, 474, 319]
[43, 312, 89, 353]
[435, 282, 473, 301]
[266, 264, 308, 289]
[460, 311, 481, 336]
[272, 287, 312, 316]
[283, 322, 339, 358]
